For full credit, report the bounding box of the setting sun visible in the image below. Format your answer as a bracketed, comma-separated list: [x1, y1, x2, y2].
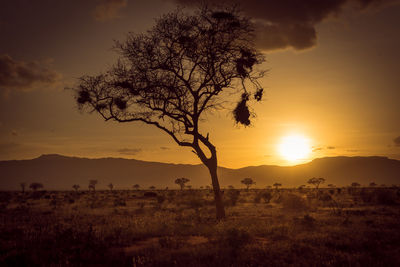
[278, 134, 311, 162]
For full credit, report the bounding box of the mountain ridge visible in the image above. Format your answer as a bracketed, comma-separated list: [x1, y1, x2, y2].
[0, 154, 399, 190]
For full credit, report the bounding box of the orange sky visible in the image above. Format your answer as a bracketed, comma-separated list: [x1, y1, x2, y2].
[0, 0, 400, 168]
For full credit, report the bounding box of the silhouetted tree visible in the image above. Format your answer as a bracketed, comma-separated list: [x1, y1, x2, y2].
[133, 184, 140, 190]
[29, 182, 43, 192]
[20, 182, 26, 193]
[307, 177, 325, 190]
[72, 184, 80, 192]
[149, 186, 156, 190]
[72, 5, 265, 219]
[351, 182, 360, 187]
[273, 183, 282, 190]
[108, 183, 114, 191]
[175, 177, 190, 190]
[89, 180, 98, 191]
[228, 185, 234, 189]
[241, 178, 255, 191]
[327, 184, 335, 188]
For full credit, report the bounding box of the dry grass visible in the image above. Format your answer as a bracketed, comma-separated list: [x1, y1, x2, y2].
[0, 188, 399, 266]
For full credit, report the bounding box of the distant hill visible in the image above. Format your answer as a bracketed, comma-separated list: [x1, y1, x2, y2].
[0, 154, 399, 190]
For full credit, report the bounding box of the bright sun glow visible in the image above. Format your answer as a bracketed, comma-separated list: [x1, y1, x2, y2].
[278, 134, 311, 162]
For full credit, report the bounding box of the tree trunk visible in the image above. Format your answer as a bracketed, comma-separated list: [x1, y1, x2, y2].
[206, 160, 225, 220]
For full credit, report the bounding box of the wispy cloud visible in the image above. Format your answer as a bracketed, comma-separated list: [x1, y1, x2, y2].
[312, 147, 323, 152]
[117, 147, 142, 155]
[93, 0, 128, 21]
[0, 54, 61, 95]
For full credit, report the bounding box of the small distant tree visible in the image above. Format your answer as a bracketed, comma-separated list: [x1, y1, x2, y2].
[327, 184, 335, 188]
[369, 182, 377, 187]
[72, 184, 80, 192]
[175, 177, 190, 190]
[228, 185, 235, 190]
[273, 183, 282, 190]
[29, 182, 43, 192]
[133, 184, 140, 190]
[351, 182, 360, 187]
[89, 180, 98, 191]
[20, 182, 26, 193]
[149, 186, 156, 190]
[108, 183, 114, 191]
[307, 177, 325, 190]
[187, 185, 192, 190]
[241, 178, 255, 191]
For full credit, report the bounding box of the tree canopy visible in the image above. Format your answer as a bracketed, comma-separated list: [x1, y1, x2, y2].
[175, 177, 190, 190]
[72, 5, 265, 219]
[241, 177, 255, 190]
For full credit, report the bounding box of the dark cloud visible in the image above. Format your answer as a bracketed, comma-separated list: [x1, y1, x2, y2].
[160, 146, 170, 150]
[312, 147, 323, 152]
[172, 0, 399, 51]
[117, 147, 142, 155]
[394, 136, 400, 146]
[93, 0, 127, 21]
[0, 54, 61, 94]
[327, 146, 336, 149]
[347, 149, 359, 152]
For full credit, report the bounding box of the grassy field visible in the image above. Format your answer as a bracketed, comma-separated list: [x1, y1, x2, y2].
[1, 187, 400, 266]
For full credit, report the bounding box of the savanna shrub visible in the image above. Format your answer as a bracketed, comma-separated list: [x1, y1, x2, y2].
[376, 189, 398, 205]
[157, 195, 166, 205]
[318, 192, 333, 205]
[360, 189, 374, 203]
[113, 198, 126, 207]
[254, 193, 262, 203]
[261, 191, 273, 203]
[302, 214, 316, 228]
[226, 190, 240, 206]
[219, 228, 252, 251]
[282, 193, 308, 211]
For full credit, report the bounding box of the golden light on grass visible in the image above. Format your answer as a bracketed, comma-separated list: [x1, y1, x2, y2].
[278, 134, 312, 163]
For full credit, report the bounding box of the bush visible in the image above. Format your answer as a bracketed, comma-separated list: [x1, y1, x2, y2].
[218, 228, 252, 251]
[157, 195, 166, 205]
[282, 193, 308, 211]
[113, 198, 126, 207]
[261, 191, 272, 203]
[376, 189, 398, 205]
[225, 190, 240, 206]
